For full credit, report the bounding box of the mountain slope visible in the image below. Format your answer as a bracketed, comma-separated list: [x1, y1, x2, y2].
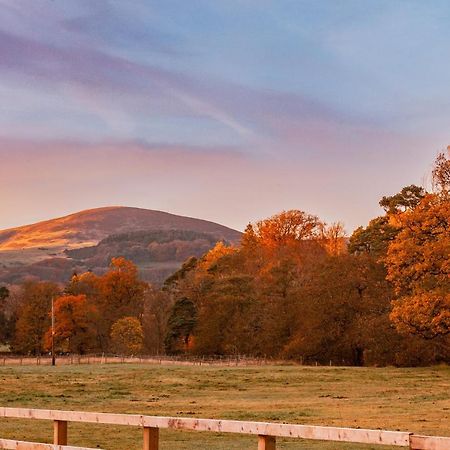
[0, 207, 241, 285]
[0, 206, 241, 251]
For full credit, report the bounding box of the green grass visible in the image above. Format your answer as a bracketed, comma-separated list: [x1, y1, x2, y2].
[0, 364, 449, 449]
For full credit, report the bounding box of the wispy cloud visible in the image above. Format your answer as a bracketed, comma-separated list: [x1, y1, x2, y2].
[0, 1, 447, 233]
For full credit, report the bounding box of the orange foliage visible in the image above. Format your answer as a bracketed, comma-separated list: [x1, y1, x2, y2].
[387, 194, 450, 338]
[97, 257, 147, 321]
[64, 258, 147, 351]
[249, 210, 322, 248]
[196, 241, 236, 274]
[13, 281, 60, 355]
[322, 222, 347, 256]
[390, 292, 450, 339]
[44, 294, 97, 353]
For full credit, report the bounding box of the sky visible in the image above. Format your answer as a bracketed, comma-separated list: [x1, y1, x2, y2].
[0, 0, 449, 233]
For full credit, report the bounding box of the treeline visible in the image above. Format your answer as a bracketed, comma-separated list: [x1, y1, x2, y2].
[0, 258, 152, 355]
[0, 152, 448, 365]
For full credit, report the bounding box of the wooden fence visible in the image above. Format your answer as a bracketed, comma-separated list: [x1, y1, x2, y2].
[1, 407, 449, 449]
[0, 439, 103, 450]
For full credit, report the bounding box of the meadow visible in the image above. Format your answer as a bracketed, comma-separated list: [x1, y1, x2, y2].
[0, 363, 449, 449]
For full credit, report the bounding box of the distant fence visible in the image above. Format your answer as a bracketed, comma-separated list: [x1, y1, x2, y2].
[0, 354, 275, 367]
[1, 407, 449, 449]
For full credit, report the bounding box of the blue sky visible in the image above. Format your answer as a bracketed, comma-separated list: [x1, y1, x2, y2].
[0, 0, 448, 231]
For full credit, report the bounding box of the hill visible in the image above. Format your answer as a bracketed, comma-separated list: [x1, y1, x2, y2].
[0, 207, 241, 285]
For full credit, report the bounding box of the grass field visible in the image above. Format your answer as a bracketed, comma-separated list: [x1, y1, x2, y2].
[0, 363, 449, 449]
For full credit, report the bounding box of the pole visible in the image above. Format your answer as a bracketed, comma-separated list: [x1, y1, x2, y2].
[51, 297, 55, 366]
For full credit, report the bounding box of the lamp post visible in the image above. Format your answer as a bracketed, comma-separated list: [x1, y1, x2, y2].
[51, 297, 55, 366]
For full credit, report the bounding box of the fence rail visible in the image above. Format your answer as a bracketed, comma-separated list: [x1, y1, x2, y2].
[1, 408, 449, 449]
[0, 438, 103, 450]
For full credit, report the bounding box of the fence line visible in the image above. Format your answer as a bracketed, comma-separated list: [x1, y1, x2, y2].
[1, 407, 449, 449]
[0, 354, 276, 367]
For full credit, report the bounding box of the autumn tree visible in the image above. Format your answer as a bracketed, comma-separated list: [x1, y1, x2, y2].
[77, 258, 147, 350]
[163, 256, 198, 294]
[13, 281, 60, 354]
[248, 210, 322, 247]
[191, 269, 258, 356]
[162, 210, 329, 357]
[0, 286, 10, 344]
[387, 193, 450, 339]
[322, 222, 347, 256]
[98, 258, 147, 320]
[281, 253, 399, 365]
[157, 192, 449, 365]
[65, 271, 101, 298]
[110, 316, 144, 355]
[59, 258, 148, 352]
[44, 295, 98, 354]
[142, 288, 174, 354]
[432, 148, 450, 194]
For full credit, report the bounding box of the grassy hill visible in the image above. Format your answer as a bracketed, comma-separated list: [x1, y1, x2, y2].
[0, 207, 241, 285]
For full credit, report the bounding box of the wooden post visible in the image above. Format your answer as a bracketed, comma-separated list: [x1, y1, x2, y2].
[143, 427, 159, 450]
[53, 420, 68, 445]
[258, 435, 276, 450]
[51, 297, 55, 366]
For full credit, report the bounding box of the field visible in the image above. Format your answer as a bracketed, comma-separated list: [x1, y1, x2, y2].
[0, 363, 449, 449]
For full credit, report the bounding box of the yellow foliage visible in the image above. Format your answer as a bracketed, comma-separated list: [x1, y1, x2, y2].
[197, 241, 236, 273]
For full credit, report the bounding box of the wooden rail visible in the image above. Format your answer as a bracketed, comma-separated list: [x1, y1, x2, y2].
[0, 439, 103, 450]
[1, 407, 449, 449]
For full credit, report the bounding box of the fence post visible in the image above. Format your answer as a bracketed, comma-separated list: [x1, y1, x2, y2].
[143, 427, 159, 450]
[258, 435, 276, 450]
[54, 420, 68, 445]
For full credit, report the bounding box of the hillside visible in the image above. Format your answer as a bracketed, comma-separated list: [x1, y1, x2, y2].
[0, 207, 241, 285]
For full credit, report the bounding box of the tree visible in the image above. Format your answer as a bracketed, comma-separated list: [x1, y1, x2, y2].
[0, 286, 10, 344]
[322, 222, 347, 256]
[163, 256, 198, 291]
[44, 295, 98, 354]
[164, 298, 197, 354]
[110, 317, 144, 355]
[281, 254, 396, 366]
[379, 185, 425, 214]
[0, 286, 9, 303]
[390, 292, 449, 339]
[98, 257, 147, 321]
[13, 281, 60, 354]
[387, 194, 450, 339]
[163, 210, 330, 357]
[350, 185, 426, 258]
[432, 148, 450, 194]
[94, 257, 147, 350]
[65, 271, 101, 298]
[349, 216, 398, 257]
[250, 210, 322, 247]
[142, 289, 174, 354]
[61, 258, 148, 352]
[160, 203, 447, 365]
